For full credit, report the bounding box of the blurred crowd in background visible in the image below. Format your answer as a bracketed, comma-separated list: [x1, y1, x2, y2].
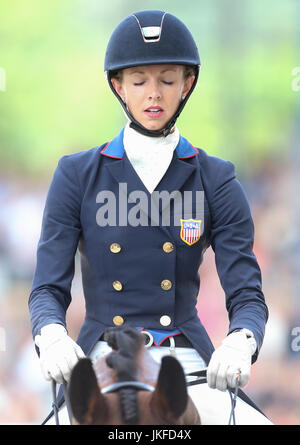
[0, 0, 300, 425]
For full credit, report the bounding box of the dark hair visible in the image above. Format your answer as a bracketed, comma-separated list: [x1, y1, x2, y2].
[183, 65, 198, 79]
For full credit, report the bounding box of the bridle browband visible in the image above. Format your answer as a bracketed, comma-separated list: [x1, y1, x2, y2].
[101, 381, 155, 394]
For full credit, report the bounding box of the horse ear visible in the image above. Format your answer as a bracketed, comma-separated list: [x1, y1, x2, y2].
[69, 358, 108, 424]
[150, 355, 188, 421]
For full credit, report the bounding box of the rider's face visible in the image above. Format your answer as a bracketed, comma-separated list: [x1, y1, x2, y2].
[111, 64, 195, 132]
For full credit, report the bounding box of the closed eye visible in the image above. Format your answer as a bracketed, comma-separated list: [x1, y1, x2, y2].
[133, 81, 174, 86]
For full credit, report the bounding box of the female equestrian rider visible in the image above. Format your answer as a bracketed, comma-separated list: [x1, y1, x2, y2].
[29, 10, 272, 425]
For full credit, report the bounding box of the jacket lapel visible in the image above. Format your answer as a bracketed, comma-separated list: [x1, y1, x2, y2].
[154, 153, 196, 214]
[105, 153, 157, 225]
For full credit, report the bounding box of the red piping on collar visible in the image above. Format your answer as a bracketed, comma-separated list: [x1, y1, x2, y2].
[100, 141, 123, 159]
[100, 138, 199, 160]
[177, 143, 199, 159]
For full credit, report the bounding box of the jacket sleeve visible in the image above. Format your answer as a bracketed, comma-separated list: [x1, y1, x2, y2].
[206, 158, 268, 362]
[28, 155, 82, 338]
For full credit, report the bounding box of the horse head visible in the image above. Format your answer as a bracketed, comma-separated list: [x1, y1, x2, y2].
[68, 326, 201, 425]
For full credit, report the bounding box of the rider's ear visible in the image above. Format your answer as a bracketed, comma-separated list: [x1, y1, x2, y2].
[69, 358, 108, 424]
[150, 355, 188, 421]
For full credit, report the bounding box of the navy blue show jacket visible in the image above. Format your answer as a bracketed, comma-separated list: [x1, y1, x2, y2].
[29, 128, 268, 367]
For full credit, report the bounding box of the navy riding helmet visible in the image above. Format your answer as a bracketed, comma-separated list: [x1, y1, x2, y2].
[104, 10, 201, 137]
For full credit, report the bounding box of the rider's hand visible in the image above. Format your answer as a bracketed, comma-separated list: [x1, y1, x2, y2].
[207, 329, 257, 391]
[35, 323, 85, 384]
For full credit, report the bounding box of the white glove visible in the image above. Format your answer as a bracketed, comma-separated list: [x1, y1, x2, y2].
[207, 329, 257, 392]
[35, 323, 85, 384]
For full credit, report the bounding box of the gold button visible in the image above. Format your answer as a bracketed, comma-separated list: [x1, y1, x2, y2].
[163, 242, 174, 253]
[112, 280, 123, 291]
[161, 279, 172, 291]
[110, 243, 122, 253]
[160, 315, 171, 326]
[113, 316, 124, 326]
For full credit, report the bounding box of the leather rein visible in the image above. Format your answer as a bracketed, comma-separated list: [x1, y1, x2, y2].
[185, 368, 240, 425]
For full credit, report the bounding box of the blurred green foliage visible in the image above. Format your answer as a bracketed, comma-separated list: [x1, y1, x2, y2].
[0, 0, 299, 177]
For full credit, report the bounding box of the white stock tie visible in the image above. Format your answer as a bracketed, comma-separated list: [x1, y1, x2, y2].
[123, 122, 180, 194]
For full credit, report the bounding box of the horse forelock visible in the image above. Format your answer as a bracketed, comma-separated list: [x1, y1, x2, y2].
[103, 326, 145, 424]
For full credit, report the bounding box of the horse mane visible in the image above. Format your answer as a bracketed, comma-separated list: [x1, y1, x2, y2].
[103, 326, 144, 425]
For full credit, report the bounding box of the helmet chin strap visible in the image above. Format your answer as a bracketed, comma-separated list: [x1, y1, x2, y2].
[129, 115, 177, 138]
[107, 67, 199, 138]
